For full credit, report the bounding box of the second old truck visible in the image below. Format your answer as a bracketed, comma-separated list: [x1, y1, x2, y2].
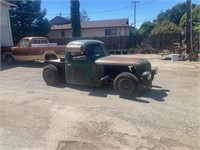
[43, 40, 158, 97]
[2, 37, 65, 64]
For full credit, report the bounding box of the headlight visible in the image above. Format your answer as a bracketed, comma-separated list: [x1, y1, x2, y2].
[152, 67, 158, 75]
[141, 71, 152, 80]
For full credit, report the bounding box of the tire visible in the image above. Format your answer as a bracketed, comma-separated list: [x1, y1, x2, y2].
[43, 65, 59, 85]
[5, 55, 15, 64]
[114, 72, 139, 96]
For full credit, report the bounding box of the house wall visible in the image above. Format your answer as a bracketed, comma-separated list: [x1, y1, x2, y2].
[0, 3, 13, 47]
[48, 27, 131, 39]
[48, 30, 72, 38]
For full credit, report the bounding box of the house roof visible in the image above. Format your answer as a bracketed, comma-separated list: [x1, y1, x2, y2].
[50, 16, 71, 25]
[51, 18, 130, 30]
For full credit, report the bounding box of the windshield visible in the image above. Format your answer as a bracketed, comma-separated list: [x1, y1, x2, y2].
[100, 44, 110, 56]
[86, 44, 110, 60]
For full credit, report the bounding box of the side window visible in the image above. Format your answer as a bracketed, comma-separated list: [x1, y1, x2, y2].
[19, 39, 29, 47]
[42, 40, 48, 43]
[33, 40, 37, 44]
[93, 46, 103, 57]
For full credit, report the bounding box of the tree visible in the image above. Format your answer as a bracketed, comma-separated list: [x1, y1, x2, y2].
[180, 5, 200, 32]
[155, 2, 196, 26]
[70, 0, 81, 37]
[80, 8, 90, 22]
[156, 9, 171, 23]
[151, 21, 181, 35]
[139, 21, 155, 36]
[8, 0, 51, 44]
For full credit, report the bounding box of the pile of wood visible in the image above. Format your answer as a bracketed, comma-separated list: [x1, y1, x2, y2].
[188, 53, 199, 61]
[178, 50, 199, 61]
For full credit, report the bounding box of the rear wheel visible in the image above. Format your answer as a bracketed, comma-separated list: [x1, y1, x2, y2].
[43, 65, 59, 85]
[114, 72, 139, 96]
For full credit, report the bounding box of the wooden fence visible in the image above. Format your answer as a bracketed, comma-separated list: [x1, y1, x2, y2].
[49, 33, 200, 53]
[49, 36, 137, 50]
[150, 33, 182, 50]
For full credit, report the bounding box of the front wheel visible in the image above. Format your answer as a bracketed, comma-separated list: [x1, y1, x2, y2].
[114, 72, 139, 96]
[5, 55, 15, 64]
[43, 65, 59, 85]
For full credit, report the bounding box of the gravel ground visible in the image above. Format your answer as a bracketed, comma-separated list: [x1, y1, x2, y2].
[0, 54, 200, 150]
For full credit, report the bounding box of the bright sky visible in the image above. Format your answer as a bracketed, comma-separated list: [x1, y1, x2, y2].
[41, 0, 200, 28]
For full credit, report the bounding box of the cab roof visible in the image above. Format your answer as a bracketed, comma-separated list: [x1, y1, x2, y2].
[66, 40, 105, 53]
[21, 37, 48, 41]
[67, 40, 104, 47]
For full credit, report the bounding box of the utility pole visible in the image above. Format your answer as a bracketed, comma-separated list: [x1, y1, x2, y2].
[186, 0, 192, 53]
[132, 1, 139, 28]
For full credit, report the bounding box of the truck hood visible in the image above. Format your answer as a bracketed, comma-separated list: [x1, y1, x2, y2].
[95, 56, 150, 66]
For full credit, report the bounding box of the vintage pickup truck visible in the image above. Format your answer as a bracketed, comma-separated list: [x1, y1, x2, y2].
[2, 37, 65, 64]
[42, 40, 158, 97]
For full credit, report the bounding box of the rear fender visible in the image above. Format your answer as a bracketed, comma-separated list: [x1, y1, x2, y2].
[44, 51, 58, 60]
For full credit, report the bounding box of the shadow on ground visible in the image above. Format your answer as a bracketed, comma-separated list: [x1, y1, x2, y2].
[54, 83, 170, 103]
[0, 61, 45, 71]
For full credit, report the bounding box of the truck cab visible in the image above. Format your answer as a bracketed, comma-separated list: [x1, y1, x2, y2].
[65, 40, 109, 86]
[43, 40, 158, 96]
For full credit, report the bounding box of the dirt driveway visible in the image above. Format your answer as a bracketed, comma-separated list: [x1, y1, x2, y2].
[0, 54, 200, 150]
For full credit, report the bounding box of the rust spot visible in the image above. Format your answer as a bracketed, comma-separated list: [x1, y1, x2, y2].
[74, 68, 84, 75]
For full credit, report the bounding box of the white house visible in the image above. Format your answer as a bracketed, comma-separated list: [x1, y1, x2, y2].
[0, 0, 15, 47]
[49, 18, 132, 39]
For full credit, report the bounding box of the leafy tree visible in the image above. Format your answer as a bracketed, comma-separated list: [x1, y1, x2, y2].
[151, 21, 181, 35]
[139, 21, 155, 36]
[156, 9, 171, 23]
[80, 8, 90, 22]
[7, 0, 51, 44]
[180, 5, 200, 33]
[70, 0, 81, 37]
[169, 3, 187, 25]
[155, 3, 196, 26]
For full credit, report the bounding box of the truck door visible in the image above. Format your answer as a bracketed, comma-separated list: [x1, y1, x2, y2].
[66, 54, 99, 86]
[14, 39, 30, 61]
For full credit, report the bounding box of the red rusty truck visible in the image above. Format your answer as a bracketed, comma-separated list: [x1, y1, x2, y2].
[2, 37, 65, 64]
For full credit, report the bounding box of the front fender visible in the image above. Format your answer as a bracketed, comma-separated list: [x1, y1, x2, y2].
[3, 52, 15, 60]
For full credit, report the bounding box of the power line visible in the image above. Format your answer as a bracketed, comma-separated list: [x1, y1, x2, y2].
[139, 0, 158, 6]
[88, 6, 131, 15]
[13, 6, 132, 16]
[137, 0, 159, 13]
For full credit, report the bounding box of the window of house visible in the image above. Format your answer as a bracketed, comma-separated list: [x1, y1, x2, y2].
[61, 31, 65, 37]
[105, 28, 117, 36]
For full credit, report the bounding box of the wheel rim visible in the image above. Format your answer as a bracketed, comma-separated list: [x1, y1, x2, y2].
[44, 68, 54, 83]
[118, 79, 134, 95]
[7, 57, 13, 63]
